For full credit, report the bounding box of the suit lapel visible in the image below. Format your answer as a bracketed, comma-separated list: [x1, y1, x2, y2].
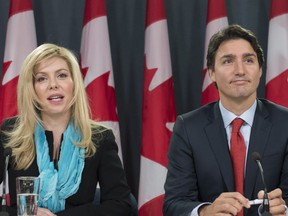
[245, 99, 272, 199]
[204, 100, 272, 196]
[204, 103, 235, 191]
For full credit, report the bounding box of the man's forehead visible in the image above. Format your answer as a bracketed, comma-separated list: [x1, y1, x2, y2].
[216, 40, 256, 58]
[217, 52, 257, 58]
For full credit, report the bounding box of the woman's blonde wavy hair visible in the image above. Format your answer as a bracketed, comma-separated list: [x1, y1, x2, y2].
[5, 43, 100, 170]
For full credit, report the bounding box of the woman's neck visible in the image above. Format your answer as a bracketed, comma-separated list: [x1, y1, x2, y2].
[41, 112, 71, 132]
[40, 112, 71, 162]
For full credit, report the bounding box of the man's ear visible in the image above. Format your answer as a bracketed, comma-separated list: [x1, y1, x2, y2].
[207, 69, 218, 89]
[259, 68, 263, 78]
[208, 69, 215, 82]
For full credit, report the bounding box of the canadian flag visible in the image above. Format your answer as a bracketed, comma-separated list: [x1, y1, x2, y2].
[201, 0, 228, 105]
[138, 0, 176, 215]
[0, 0, 37, 122]
[80, 0, 123, 161]
[265, 0, 288, 107]
[0, 0, 37, 206]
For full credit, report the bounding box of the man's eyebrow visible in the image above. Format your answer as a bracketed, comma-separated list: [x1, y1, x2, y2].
[243, 53, 257, 58]
[220, 54, 234, 59]
[219, 53, 256, 59]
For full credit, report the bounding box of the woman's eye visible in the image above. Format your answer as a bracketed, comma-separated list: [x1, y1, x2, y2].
[58, 73, 68, 79]
[36, 76, 46, 82]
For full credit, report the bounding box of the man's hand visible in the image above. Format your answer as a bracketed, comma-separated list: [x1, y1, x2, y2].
[199, 192, 250, 216]
[258, 188, 287, 216]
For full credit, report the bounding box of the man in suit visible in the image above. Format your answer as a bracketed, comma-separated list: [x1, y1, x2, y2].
[163, 24, 288, 216]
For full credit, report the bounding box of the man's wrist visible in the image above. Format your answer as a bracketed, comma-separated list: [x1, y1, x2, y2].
[198, 204, 209, 216]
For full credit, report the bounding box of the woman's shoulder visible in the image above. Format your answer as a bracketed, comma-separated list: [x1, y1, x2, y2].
[90, 124, 118, 152]
[91, 124, 114, 138]
[1, 116, 18, 130]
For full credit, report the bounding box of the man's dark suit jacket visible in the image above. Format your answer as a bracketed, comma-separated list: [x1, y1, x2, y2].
[163, 99, 288, 216]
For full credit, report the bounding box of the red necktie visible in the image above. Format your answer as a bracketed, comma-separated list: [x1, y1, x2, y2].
[230, 118, 245, 216]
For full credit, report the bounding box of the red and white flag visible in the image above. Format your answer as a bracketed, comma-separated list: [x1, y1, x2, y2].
[0, 0, 37, 123]
[201, 0, 228, 105]
[80, 0, 123, 161]
[138, 0, 176, 215]
[265, 0, 288, 107]
[0, 0, 37, 206]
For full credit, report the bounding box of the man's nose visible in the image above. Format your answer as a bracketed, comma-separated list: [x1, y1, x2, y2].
[234, 60, 245, 75]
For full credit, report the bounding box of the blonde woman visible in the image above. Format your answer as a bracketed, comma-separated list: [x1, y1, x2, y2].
[0, 43, 131, 216]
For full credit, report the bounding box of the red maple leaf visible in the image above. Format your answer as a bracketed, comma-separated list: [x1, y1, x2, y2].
[81, 68, 118, 122]
[0, 61, 18, 123]
[141, 56, 176, 167]
[266, 69, 288, 107]
[81, 65, 88, 80]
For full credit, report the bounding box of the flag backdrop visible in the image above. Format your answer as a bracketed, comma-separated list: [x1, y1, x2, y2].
[265, 0, 288, 107]
[80, 0, 123, 161]
[0, 0, 37, 123]
[201, 0, 228, 105]
[138, 0, 176, 214]
[0, 0, 37, 206]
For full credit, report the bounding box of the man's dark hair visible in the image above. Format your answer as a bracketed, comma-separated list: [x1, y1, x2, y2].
[206, 24, 264, 70]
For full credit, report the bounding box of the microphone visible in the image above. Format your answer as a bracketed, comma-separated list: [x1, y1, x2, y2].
[252, 152, 271, 216]
[0, 147, 12, 216]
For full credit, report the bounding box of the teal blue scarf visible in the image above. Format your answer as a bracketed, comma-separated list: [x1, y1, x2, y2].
[35, 122, 85, 213]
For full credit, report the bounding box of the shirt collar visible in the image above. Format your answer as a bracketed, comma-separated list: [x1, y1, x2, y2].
[219, 100, 257, 128]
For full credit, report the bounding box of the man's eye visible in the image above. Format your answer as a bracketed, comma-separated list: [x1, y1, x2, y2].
[245, 58, 254, 63]
[223, 59, 232, 64]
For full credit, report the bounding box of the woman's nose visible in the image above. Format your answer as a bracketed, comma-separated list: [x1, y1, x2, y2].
[49, 79, 58, 89]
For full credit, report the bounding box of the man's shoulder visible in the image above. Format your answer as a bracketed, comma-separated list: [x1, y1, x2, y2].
[180, 101, 218, 119]
[177, 102, 219, 128]
[257, 98, 288, 124]
[258, 98, 288, 113]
